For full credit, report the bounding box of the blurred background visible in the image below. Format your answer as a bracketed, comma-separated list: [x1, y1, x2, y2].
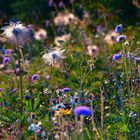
[0, 0, 140, 25]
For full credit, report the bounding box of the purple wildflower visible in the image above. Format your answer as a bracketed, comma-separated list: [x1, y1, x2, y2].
[45, 20, 50, 27]
[0, 88, 2, 92]
[115, 24, 122, 33]
[112, 53, 121, 61]
[15, 68, 20, 76]
[31, 74, 39, 82]
[62, 87, 70, 92]
[73, 106, 92, 116]
[48, 0, 53, 7]
[97, 24, 105, 33]
[3, 56, 10, 65]
[4, 49, 13, 55]
[116, 35, 126, 42]
[45, 75, 50, 80]
[134, 57, 140, 64]
[58, 1, 64, 8]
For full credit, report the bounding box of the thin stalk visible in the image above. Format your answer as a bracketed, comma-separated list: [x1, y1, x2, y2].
[80, 115, 84, 131]
[90, 100, 98, 140]
[122, 44, 131, 107]
[101, 90, 104, 131]
[17, 47, 23, 115]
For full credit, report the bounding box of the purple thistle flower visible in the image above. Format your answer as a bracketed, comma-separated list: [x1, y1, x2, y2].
[116, 35, 126, 42]
[112, 53, 121, 61]
[73, 106, 92, 116]
[115, 24, 122, 33]
[31, 74, 39, 82]
[62, 87, 70, 92]
[3, 56, 10, 65]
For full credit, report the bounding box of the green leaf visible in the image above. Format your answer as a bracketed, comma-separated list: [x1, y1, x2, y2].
[120, 124, 130, 133]
[34, 95, 40, 110]
[85, 127, 92, 140]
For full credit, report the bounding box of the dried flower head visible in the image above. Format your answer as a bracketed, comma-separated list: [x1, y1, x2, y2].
[54, 12, 78, 26]
[86, 45, 99, 58]
[54, 34, 71, 47]
[1, 21, 30, 46]
[104, 31, 119, 45]
[42, 48, 65, 67]
[34, 28, 47, 41]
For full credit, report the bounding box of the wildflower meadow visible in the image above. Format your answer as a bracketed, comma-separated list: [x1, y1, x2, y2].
[0, 0, 140, 139]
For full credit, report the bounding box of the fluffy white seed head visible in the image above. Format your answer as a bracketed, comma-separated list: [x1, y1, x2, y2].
[42, 48, 65, 67]
[1, 21, 30, 46]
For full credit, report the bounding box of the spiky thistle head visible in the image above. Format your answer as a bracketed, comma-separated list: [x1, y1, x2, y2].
[1, 21, 30, 46]
[42, 48, 65, 67]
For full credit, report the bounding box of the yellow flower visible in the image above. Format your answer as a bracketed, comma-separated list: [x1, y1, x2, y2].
[54, 108, 72, 117]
